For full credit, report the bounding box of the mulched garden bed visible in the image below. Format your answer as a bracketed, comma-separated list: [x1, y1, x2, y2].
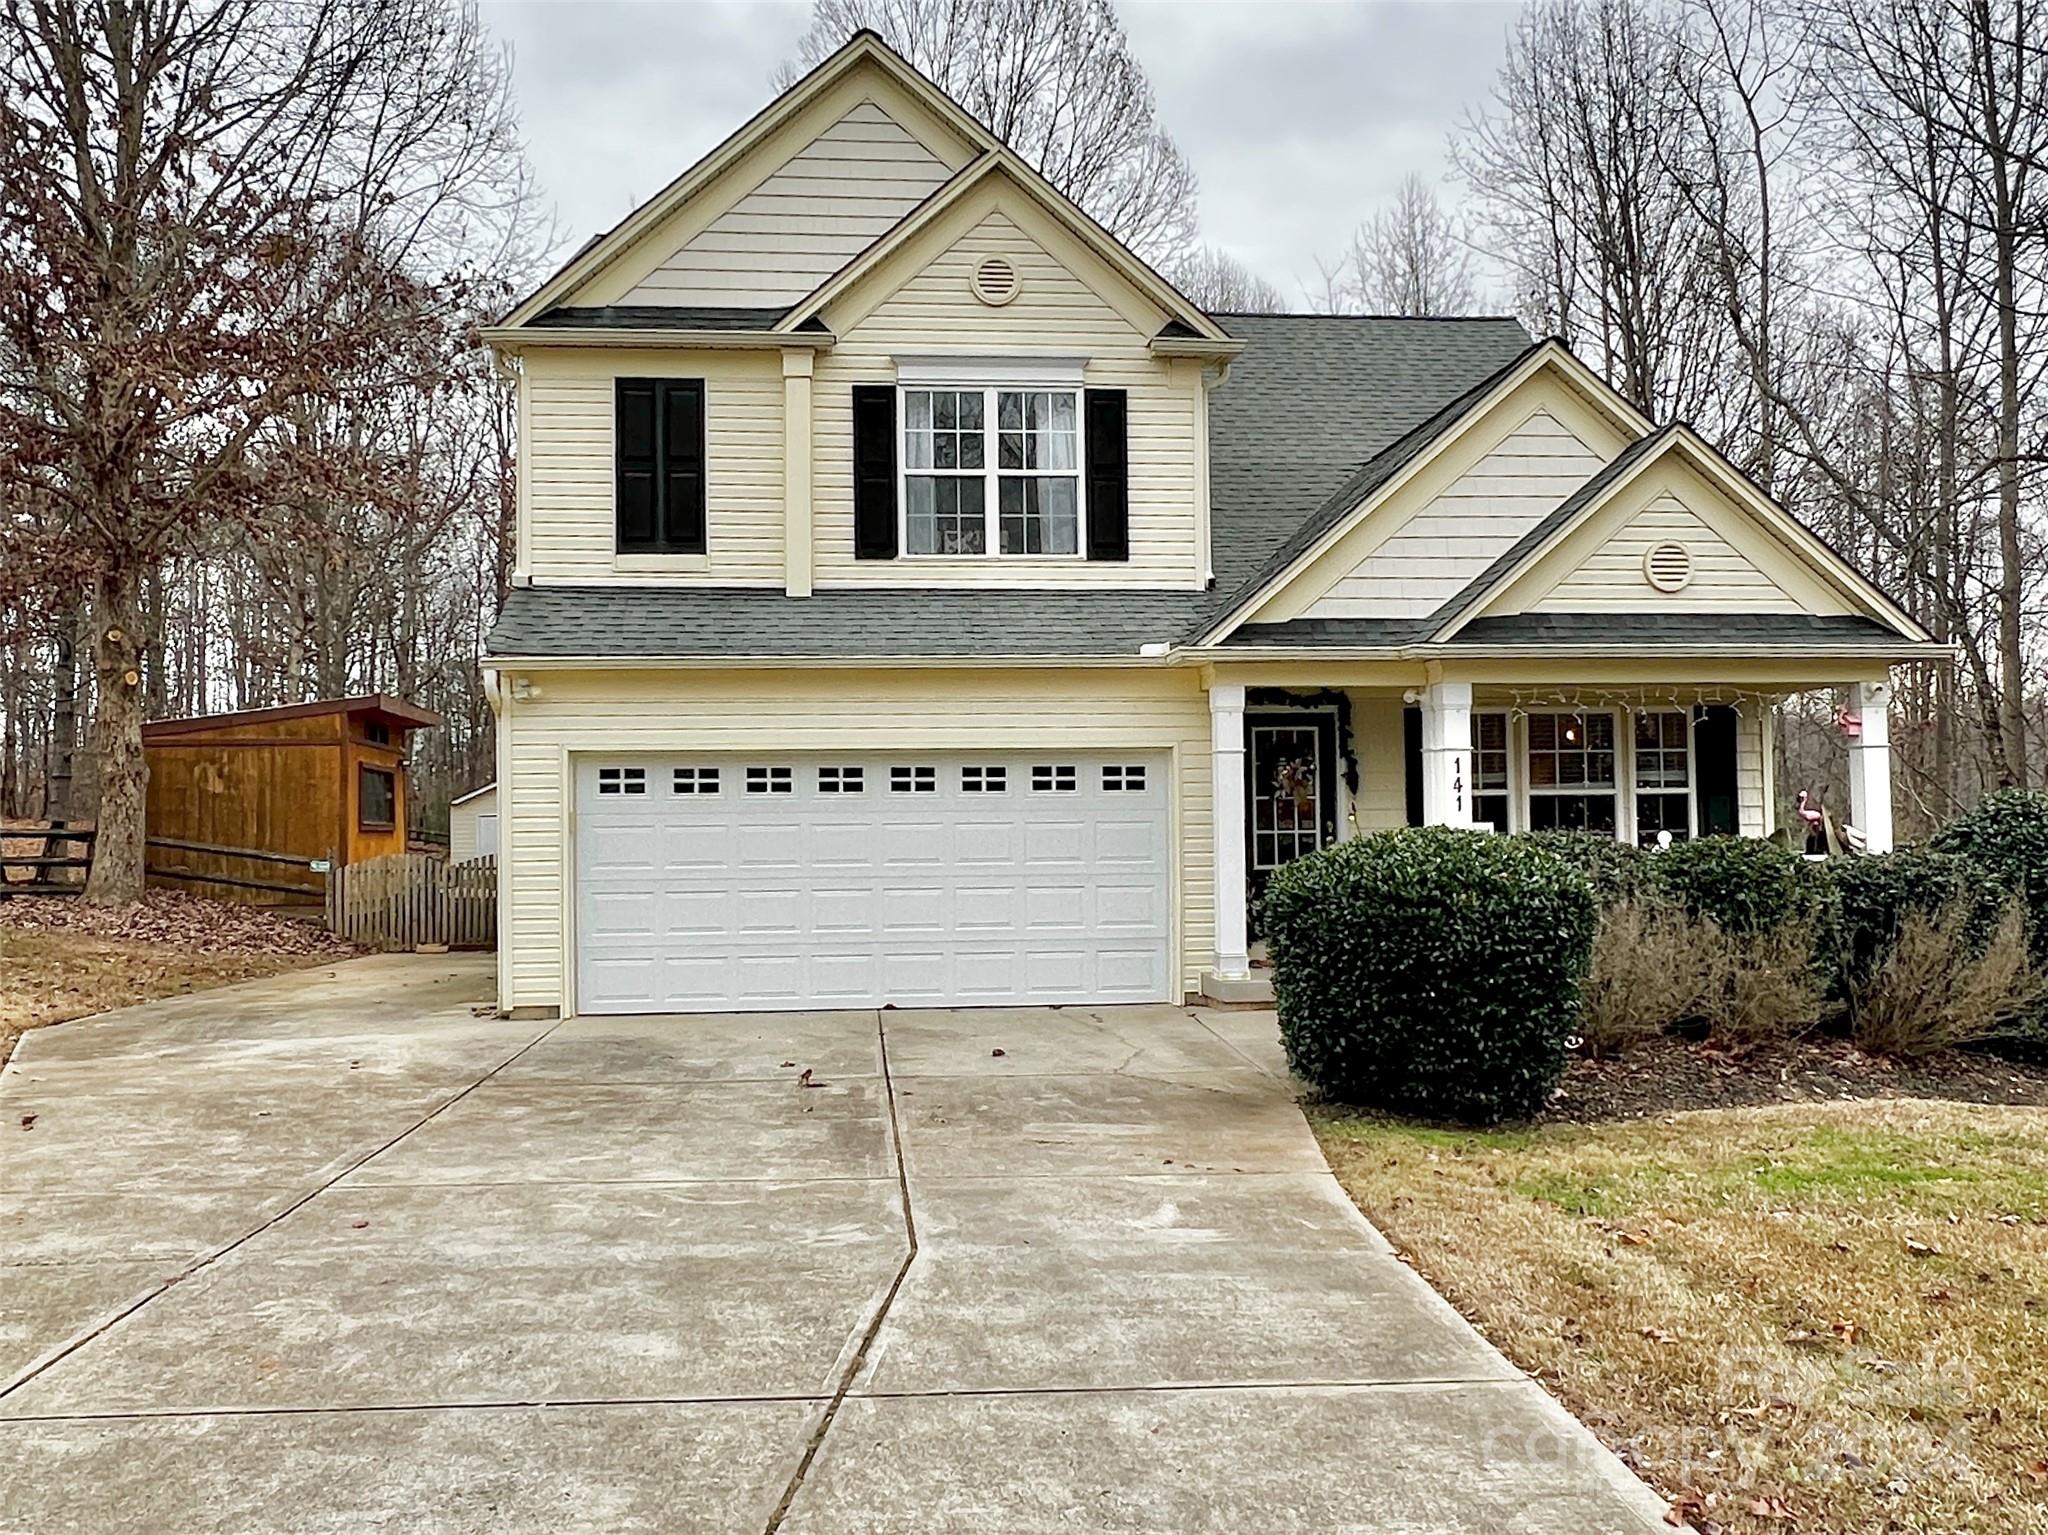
[1545, 1033, 2048, 1123]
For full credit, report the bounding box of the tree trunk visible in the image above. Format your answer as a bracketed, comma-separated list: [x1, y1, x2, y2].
[84, 563, 148, 904]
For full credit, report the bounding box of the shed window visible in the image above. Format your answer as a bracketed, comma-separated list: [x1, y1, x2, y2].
[363, 720, 391, 745]
[358, 766, 397, 831]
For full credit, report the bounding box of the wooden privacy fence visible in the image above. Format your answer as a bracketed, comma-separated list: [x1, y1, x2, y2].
[327, 853, 496, 951]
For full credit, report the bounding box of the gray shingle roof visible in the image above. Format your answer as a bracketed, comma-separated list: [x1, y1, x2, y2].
[487, 586, 1210, 659]
[534, 305, 832, 334]
[1447, 613, 1915, 649]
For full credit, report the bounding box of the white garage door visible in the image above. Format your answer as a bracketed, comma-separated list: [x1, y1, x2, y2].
[575, 751, 1172, 1013]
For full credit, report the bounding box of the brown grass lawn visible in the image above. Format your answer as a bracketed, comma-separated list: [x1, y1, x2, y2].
[1315, 1101, 2048, 1535]
[0, 920, 347, 1068]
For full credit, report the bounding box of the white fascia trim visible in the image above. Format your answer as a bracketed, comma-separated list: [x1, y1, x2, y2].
[894, 353, 1089, 386]
[485, 652, 1184, 671]
[451, 782, 497, 805]
[479, 328, 834, 352]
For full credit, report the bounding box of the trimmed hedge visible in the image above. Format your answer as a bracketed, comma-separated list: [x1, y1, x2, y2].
[1519, 830, 1656, 906]
[1932, 790, 2048, 1061]
[1647, 835, 1819, 935]
[1264, 827, 1596, 1125]
[1831, 846, 2013, 987]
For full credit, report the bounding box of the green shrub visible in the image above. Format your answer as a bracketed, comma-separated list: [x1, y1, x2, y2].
[1932, 791, 2048, 1061]
[1933, 790, 2048, 948]
[1648, 835, 1821, 935]
[1832, 847, 2012, 988]
[1264, 827, 1596, 1124]
[1519, 831, 1655, 908]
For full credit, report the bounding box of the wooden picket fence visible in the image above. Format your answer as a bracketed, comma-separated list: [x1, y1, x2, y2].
[327, 852, 496, 951]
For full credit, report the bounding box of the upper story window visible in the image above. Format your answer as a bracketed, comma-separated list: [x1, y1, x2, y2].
[615, 378, 706, 555]
[901, 386, 1080, 557]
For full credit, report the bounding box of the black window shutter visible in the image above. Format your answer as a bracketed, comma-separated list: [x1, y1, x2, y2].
[853, 385, 897, 559]
[1085, 388, 1128, 561]
[1403, 706, 1424, 827]
[1695, 705, 1740, 835]
[664, 379, 706, 554]
[615, 380, 659, 550]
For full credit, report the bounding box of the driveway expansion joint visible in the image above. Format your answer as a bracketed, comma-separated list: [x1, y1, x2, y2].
[762, 1011, 919, 1535]
[0, 1016, 565, 1404]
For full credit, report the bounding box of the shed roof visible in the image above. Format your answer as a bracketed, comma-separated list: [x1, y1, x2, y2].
[142, 695, 442, 740]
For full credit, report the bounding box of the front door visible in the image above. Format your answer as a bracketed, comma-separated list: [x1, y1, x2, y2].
[1246, 712, 1340, 925]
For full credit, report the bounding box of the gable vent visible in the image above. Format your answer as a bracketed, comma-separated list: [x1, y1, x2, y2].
[1644, 541, 1693, 593]
[971, 255, 1020, 307]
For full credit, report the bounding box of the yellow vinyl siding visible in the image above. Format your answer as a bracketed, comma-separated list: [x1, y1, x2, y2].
[813, 204, 1201, 589]
[1249, 366, 1639, 626]
[1537, 491, 1802, 612]
[1305, 409, 1605, 620]
[497, 665, 1214, 1012]
[623, 102, 952, 309]
[523, 347, 785, 586]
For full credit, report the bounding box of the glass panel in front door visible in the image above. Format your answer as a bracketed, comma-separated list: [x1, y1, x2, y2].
[1251, 724, 1332, 871]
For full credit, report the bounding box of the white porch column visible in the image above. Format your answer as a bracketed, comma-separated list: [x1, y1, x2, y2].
[782, 348, 814, 597]
[1420, 680, 1475, 827]
[1209, 681, 1250, 981]
[1848, 679, 1894, 853]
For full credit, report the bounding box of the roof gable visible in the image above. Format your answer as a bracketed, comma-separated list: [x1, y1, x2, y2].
[1435, 426, 1930, 641]
[815, 167, 1163, 343]
[777, 150, 1230, 346]
[617, 100, 954, 310]
[1197, 341, 1645, 643]
[498, 35, 990, 328]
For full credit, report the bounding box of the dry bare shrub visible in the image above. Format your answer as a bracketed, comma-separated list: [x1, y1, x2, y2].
[1578, 902, 1709, 1058]
[1695, 923, 1829, 1048]
[1850, 904, 2042, 1059]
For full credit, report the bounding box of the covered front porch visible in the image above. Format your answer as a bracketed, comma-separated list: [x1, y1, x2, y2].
[1199, 658, 1899, 1000]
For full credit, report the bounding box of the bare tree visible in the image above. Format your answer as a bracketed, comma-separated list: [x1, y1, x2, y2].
[0, 0, 530, 900]
[781, 0, 1198, 262]
[1169, 245, 1286, 313]
[1455, 0, 1730, 420]
[1332, 174, 1479, 317]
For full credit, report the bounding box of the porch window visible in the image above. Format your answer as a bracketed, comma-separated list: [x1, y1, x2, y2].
[1525, 711, 1617, 834]
[902, 385, 1081, 556]
[1634, 711, 1694, 845]
[1473, 711, 1510, 833]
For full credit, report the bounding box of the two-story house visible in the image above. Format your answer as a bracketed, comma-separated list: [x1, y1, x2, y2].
[480, 31, 1938, 1020]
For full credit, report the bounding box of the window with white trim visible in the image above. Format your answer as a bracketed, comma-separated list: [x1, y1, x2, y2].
[1103, 764, 1147, 792]
[1634, 711, 1694, 845]
[1031, 764, 1077, 792]
[1473, 712, 1510, 833]
[1525, 712, 1617, 834]
[962, 764, 1007, 793]
[672, 766, 719, 795]
[746, 766, 793, 795]
[818, 766, 865, 794]
[890, 765, 937, 793]
[902, 385, 1081, 556]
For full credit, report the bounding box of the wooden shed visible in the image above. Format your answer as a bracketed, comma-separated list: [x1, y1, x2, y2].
[143, 695, 442, 904]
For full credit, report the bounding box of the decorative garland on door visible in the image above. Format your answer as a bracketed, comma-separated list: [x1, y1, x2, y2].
[1246, 687, 1360, 796]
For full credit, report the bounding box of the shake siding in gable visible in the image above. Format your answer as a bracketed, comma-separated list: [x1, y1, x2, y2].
[1535, 491, 1803, 611]
[621, 102, 953, 309]
[522, 347, 785, 586]
[497, 666, 1216, 1011]
[1303, 409, 1605, 620]
[812, 210, 1202, 588]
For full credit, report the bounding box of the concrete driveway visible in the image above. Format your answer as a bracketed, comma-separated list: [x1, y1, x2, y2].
[1, 955, 1673, 1533]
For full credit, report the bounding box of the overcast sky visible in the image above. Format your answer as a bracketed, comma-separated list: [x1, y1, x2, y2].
[476, 0, 1521, 308]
